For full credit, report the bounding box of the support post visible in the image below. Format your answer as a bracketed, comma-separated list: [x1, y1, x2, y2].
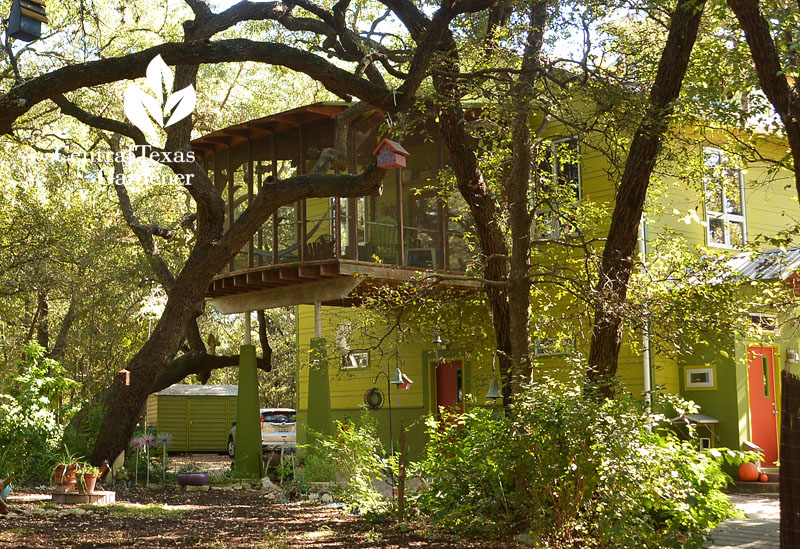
[314, 301, 322, 339]
[398, 421, 406, 522]
[234, 323, 261, 478]
[306, 337, 332, 441]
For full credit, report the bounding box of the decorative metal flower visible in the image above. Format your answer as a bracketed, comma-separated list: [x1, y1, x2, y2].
[156, 433, 173, 446]
[129, 436, 146, 450]
[140, 434, 155, 448]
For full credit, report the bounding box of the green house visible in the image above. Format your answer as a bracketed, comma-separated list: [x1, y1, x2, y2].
[144, 384, 238, 453]
[194, 102, 799, 465]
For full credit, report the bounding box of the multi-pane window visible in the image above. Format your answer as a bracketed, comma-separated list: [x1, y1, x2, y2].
[703, 148, 746, 248]
[533, 138, 581, 239]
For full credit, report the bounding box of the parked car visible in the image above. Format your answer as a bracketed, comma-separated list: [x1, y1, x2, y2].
[228, 408, 296, 458]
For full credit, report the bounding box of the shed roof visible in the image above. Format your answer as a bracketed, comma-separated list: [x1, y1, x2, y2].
[155, 384, 238, 397]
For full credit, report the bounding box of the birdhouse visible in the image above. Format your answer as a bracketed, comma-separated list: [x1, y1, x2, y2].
[116, 368, 130, 387]
[372, 138, 410, 169]
[8, 0, 48, 42]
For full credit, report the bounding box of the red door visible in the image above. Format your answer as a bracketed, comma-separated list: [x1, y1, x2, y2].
[435, 360, 464, 414]
[747, 346, 779, 466]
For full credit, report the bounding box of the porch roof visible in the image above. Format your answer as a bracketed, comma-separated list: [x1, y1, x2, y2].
[722, 246, 800, 281]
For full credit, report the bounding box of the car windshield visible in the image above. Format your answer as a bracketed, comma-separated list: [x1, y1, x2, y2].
[262, 412, 296, 424]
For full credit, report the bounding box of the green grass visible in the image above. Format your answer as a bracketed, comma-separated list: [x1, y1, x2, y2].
[81, 503, 188, 519]
[2, 528, 33, 535]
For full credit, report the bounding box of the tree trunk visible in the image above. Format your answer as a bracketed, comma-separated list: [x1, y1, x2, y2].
[726, 0, 800, 198]
[587, 0, 706, 397]
[434, 87, 513, 404]
[88, 156, 384, 464]
[506, 1, 548, 392]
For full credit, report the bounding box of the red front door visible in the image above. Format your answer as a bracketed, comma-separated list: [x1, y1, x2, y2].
[435, 360, 464, 414]
[747, 346, 779, 466]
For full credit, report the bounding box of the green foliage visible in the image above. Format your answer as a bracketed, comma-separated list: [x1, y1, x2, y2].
[414, 377, 741, 547]
[0, 342, 80, 484]
[89, 504, 189, 520]
[302, 410, 388, 514]
[62, 402, 106, 463]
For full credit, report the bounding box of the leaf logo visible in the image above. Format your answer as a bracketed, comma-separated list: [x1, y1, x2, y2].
[124, 55, 197, 140]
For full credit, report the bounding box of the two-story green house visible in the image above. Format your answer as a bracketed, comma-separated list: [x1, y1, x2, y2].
[194, 102, 799, 466]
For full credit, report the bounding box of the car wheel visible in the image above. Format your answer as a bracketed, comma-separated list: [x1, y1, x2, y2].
[227, 436, 235, 458]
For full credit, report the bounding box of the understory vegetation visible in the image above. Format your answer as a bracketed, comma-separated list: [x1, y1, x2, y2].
[296, 379, 740, 548]
[0, 343, 80, 484]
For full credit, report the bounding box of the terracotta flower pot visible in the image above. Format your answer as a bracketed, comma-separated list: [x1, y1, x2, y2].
[79, 473, 99, 494]
[54, 465, 78, 489]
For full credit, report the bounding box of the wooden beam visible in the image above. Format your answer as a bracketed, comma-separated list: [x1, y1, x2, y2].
[209, 276, 364, 314]
[298, 265, 321, 280]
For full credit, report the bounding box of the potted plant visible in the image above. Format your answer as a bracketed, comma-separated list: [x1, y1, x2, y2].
[176, 463, 209, 487]
[53, 447, 81, 492]
[77, 463, 100, 495]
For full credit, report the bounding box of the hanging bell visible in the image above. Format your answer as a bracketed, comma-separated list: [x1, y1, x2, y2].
[9, 0, 48, 42]
[432, 328, 443, 346]
[485, 377, 503, 400]
[390, 367, 405, 385]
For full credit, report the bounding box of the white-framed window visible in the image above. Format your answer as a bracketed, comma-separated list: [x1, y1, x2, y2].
[534, 337, 575, 357]
[685, 366, 715, 389]
[533, 137, 581, 239]
[340, 351, 369, 370]
[749, 313, 777, 332]
[703, 148, 746, 248]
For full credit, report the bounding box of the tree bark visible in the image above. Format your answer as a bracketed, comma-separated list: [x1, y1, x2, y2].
[587, 0, 706, 396]
[506, 2, 548, 392]
[726, 0, 800, 198]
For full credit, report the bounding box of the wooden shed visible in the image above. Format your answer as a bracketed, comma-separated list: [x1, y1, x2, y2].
[144, 384, 238, 453]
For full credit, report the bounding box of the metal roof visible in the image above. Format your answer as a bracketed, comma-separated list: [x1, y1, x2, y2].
[155, 384, 238, 397]
[671, 413, 719, 425]
[720, 246, 800, 281]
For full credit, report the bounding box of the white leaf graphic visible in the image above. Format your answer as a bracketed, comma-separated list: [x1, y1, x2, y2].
[146, 54, 173, 105]
[124, 84, 163, 139]
[163, 85, 197, 127]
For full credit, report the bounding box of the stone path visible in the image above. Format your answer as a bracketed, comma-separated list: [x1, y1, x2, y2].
[709, 494, 779, 548]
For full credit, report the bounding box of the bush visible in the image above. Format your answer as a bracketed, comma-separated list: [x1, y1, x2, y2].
[302, 410, 388, 514]
[0, 342, 80, 484]
[413, 377, 741, 548]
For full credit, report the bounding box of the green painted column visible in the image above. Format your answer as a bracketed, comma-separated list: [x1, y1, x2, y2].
[234, 344, 262, 478]
[306, 337, 332, 441]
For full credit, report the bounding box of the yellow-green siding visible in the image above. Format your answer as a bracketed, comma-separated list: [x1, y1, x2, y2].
[144, 393, 237, 453]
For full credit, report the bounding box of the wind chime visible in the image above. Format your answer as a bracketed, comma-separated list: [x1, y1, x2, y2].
[486, 352, 503, 401]
[8, 0, 48, 42]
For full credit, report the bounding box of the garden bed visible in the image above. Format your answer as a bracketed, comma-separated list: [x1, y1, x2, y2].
[0, 487, 510, 548]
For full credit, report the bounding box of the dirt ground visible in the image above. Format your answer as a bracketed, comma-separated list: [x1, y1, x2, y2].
[0, 487, 511, 548]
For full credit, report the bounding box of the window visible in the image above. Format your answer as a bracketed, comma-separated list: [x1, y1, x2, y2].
[340, 351, 369, 370]
[685, 366, 715, 389]
[534, 337, 575, 357]
[533, 138, 581, 239]
[703, 148, 746, 248]
[749, 313, 777, 332]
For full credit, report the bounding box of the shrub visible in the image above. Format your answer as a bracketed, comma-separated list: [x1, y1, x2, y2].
[0, 342, 80, 484]
[302, 410, 388, 514]
[413, 377, 741, 548]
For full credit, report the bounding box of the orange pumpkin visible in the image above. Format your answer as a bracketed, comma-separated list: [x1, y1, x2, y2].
[738, 461, 760, 482]
[759, 473, 769, 483]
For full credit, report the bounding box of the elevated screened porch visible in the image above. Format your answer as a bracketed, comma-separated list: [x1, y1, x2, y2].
[193, 103, 476, 310]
